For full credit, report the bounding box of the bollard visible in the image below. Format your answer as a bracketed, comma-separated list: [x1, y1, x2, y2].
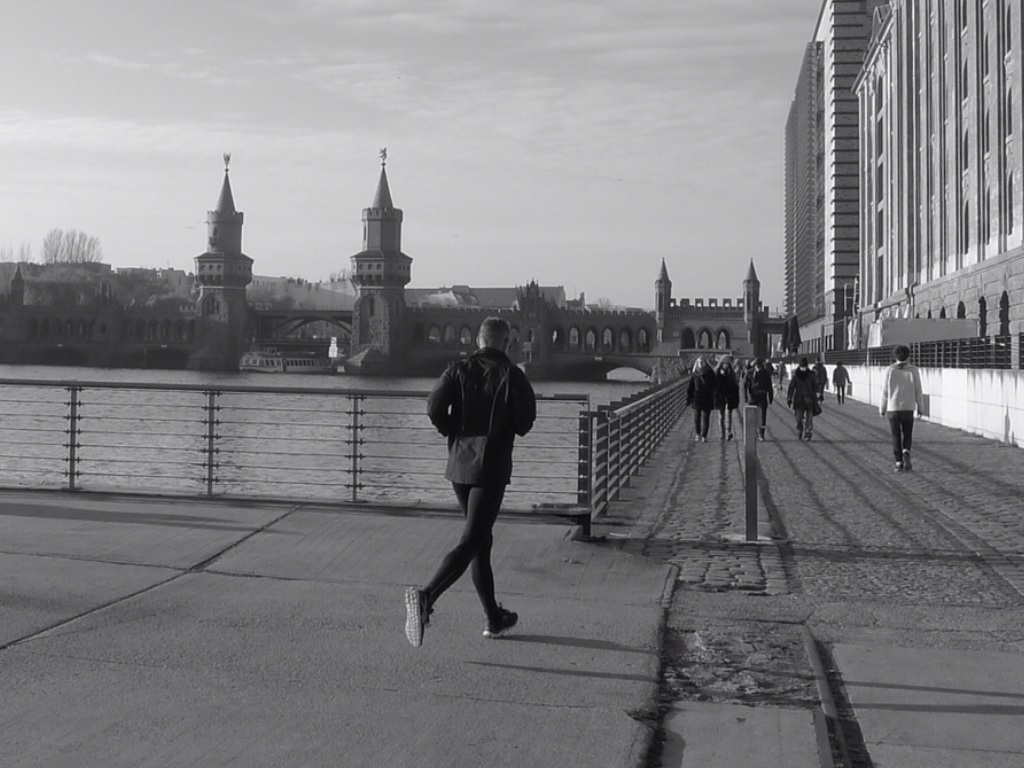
[743, 404, 758, 541]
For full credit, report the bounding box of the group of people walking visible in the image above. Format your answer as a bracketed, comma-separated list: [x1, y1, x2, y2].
[684, 352, 917, 448]
[686, 354, 833, 442]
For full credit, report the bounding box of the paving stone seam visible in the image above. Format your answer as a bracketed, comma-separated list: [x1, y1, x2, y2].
[0, 505, 302, 653]
[801, 413, 1024, 604]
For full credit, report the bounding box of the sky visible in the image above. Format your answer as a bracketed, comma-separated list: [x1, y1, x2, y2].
[0, 0, 820, 312]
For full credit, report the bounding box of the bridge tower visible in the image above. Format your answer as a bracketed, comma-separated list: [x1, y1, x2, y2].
[187, 154, 254, 371]
[655, 258, 672, 340]
[743, 259, 762, 354]
[9, 264, 24, 308]
[344, 149, 413, 375]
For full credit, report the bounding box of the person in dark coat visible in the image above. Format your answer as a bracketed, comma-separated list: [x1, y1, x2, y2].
[714, 357, 741, 440]
[832, 362, 850, 404]
[686, 356, 717, 442]
[744, 357, 774, 441]
[787, 357, 819, 440]
[812, 359, 828, 401]
[406, 317, 537, 648]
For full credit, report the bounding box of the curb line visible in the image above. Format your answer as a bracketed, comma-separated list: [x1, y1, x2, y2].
[802, 625, 852, 768]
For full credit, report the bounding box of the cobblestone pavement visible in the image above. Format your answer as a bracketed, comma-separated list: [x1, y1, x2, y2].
[761, 395, 1024, 609]
[600, 395, 1024, 767]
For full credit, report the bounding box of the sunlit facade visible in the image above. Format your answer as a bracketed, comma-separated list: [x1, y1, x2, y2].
[857, 0, 1024, 336]
[785, 0, 884, 355]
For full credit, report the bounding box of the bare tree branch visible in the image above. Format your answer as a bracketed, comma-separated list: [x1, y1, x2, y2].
[41, 228, 104, 264]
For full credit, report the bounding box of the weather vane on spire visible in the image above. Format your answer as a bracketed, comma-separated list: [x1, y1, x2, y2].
[379, 147, 387, 167]
[223, 152, 231, 172]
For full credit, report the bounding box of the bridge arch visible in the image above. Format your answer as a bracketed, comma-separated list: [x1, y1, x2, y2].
[637, 328, 651, 352]
[584, 327, 598, 352]
[427, 324, 441, 344]
[443, 324, 456, 345]
[619, 328, 632, 352]
[680, 328, 695, 348]
[459, 325, 474, 346]
[602, 327, 614, 351]
[550, 326, 566, 351]
[568, 326, 581, 351]
[715, 328, 731, 349]
[698, 328, 713, 348]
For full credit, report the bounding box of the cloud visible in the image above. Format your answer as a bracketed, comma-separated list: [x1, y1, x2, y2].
[83, 49, 248, 88]
[0, 110, 360, 161]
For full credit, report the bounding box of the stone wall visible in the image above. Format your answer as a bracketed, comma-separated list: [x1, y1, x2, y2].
[833, 364, 1024, 449]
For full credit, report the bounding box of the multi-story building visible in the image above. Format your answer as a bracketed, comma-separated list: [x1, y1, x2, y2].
[786, 0, 883, 355]
[856, 0, 1023, 337]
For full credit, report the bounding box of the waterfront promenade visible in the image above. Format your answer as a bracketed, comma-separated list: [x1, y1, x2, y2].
[1, 394, 1023, 766]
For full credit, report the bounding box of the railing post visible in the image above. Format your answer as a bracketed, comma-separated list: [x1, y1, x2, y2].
[202, 389, 220, 497]
[64, 384, 82, 492]
[744, 404, 758, 542]
[577, 406, 592, 538]
[591, 408, 610, 519]
[347, 394, 364, 503]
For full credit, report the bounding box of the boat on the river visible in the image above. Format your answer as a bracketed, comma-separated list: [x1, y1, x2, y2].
[239, 348, 334, 374]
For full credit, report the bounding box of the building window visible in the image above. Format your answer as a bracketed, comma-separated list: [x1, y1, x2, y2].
[1009, 173, 1015, 234]
[986, 187, 992, 243]
[963, 201, 971, 254]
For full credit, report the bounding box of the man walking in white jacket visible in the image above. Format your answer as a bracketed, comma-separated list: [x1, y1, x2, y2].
[879, 344, 924, 472]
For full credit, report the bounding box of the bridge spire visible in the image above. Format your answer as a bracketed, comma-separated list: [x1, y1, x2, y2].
[745, 259, 759, 284]
[215, 158, 237, 214]
[372, 151, 394, 211]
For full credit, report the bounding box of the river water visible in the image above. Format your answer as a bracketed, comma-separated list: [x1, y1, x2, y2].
[0, 365, 649, 510]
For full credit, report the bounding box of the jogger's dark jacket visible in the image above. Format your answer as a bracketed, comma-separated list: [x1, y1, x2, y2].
[427, 348, 536, 486]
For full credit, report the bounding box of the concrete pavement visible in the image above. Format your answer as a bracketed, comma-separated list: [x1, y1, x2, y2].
[0, 492, 669, 768]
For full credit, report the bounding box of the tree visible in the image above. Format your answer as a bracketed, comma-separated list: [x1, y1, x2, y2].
[41, 229, 104, 264]
[0, 242, 32, 262]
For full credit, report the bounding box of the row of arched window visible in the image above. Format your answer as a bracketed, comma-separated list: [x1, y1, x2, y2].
[551, 326, 651, 353]
[919, 290, 1012, 337]
[679, 327, 732, 350]
[410, 322, 654, 354]
[27, 317, 195, 343]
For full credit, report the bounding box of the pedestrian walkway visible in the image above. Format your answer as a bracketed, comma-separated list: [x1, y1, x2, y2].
[631, 392, 1024, 767]
[0, 493, 669, 768]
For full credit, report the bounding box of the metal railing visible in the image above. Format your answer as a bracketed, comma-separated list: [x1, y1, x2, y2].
[0, 376, 691, 531]
[0, 379, 591, 513]
[825, 334, 1021, 369]
[583, 376, 689, 530]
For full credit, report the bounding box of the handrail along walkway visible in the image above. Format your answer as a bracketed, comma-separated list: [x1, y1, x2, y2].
[0, 377, 690, 532]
